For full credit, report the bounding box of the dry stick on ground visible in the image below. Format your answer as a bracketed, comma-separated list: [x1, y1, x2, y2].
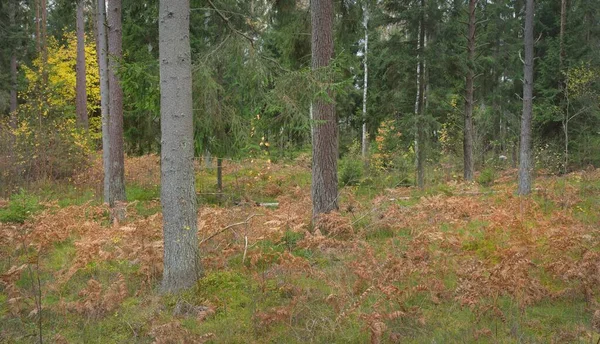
[199, 214, 262, 246]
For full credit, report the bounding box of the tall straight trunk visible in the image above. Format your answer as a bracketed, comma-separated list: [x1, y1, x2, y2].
[361, 5, 369, 159]
[107, 0, 126, 214]
[159, 0, 200, 293]
[76, 0, 88, 129]
[36, 0, 41, 54]
[9, 1, 17, 118]
[310, 0, 338, 221]
[463, 0, 477, 181]
[517, 0, 535, 195]
[96, 0, 111, 204]
[41, 0, 48, 85]
[559, 0, 566, 72]
[415, 0, 426, 189]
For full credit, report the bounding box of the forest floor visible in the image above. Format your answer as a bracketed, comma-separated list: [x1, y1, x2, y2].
[1, 154, 600, 343]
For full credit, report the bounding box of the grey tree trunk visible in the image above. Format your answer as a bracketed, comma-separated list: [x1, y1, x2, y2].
[9, 1, 17, 118]
[415, 0, 426, 189]
[159, 0, 200, 293]
[310, 0, 338, 221]
[463, 0, 477, 182]
[361, 5, 369, 159]
[96, 0, 111, 205]
[76, 0, 89, 130]
[107, 0, 126, 216]
[559, 0, 566, 72]
[518, 0, 535, 195]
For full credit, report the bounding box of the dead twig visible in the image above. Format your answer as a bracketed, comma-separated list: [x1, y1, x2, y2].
[199, 214, 262, 246]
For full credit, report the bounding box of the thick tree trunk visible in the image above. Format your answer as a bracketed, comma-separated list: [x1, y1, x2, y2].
[96, 0, 111, 205]
[107, 0, 126, 216]
[76, 0, 89, 130]
[159, 0, 200, 293]
[415, 0, 426, 189]
[361, 5, 369, 160]
[463, 0, 477, 181]
[310, 0, 338, 221]
[518, 0, 535, 195]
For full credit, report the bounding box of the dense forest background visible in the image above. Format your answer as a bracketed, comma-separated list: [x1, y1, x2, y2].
[1, 0, 598, 194]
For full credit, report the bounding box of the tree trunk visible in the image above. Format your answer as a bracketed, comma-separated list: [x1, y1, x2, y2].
[517, 0, 535, 195]
[415, 0, 426, 189]
[217, 157, 223, 192]
[76, 0, 89, 130]
[310, 0, 338, 221]
[559, 0, 566, 72]
[9, 1, 17, 118]
[96, 0, 111, 205]
[41, 0, 48, 85]
[159, 0, 200, 293]
[361, 4, 369, 160]
[107, 0, 126, 217]
[36, 0, 41, 54]
[463, 0, 477, 182]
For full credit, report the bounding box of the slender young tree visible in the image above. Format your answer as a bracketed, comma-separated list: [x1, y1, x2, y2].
[463, 0, 477, 181]
[159, 0, 200, 292]
[311, 0, 339, 221]
[107, 0, 126, 217]
[96, 0, 111, 205]
[9, 0, 17, 118]
[415, 0, 426, 189]
[361, 3, 369, 159]
[75, 0, 88, 129]
[518, 0, 535, 195]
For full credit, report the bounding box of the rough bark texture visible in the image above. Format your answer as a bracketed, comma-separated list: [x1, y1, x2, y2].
[159, 0, 200, 293]
[107, 0, 127, 213]
[310, 0, 339, 221]
[96, 0, 111, 205]
[518, 0, 535, 195]
[463, 0, 477, 182]
[415, 0, 426, 189]
[76, 0, 89, 129]
[361, 5, 369, 159]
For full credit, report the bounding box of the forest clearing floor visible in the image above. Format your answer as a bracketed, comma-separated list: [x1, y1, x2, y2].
[1, 154, 600, 343]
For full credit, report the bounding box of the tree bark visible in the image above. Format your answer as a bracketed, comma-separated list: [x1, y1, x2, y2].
[217, 157, 223, 192]
[41, 0, 48, 85]
[107, 0, 126, 215]
[96, 0, 111, 205]
[159, 0, 200, 293]
[559, 0, 566, 72]
[361, 4, 369, 160]
[310, 0, 338, 222]
[463, 0, 477, 182]
[517, 0, 535, 195]
[76, 0, 89, 130]
[415, 0, 426, 189]
[9, 0, 17, 118]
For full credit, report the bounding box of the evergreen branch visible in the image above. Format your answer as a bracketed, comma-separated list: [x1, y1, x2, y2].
[206, 0, 255, 48]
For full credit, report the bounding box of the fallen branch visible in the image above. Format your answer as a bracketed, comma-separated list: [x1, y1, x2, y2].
[199, 214, 262, 246]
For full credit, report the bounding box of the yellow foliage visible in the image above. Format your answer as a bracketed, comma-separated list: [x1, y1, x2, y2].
[22, 32, 100, 115]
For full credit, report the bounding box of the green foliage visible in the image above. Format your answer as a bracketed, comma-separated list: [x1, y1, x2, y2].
[477, 167, 496, 187]
[0, 189, 41, 223]
[339, 156, 363, 187]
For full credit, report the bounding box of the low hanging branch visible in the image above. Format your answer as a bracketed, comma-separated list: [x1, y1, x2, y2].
[199, 214, 262, 246]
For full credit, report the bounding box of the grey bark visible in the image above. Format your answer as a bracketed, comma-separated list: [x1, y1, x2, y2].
[9, 1, 17, 117]
[159, 0, 200, 293]
[310, 0, 339, 221]
[96, 0, 111, 204]
[107, 0, 126, 214]
[517, 0, 535, 195]
[463, 0, 477, 181]
[361, 5, 369, 159]
[217, 157, 223, 192]
[415, 0, 426, 189]
[76, 0, 88, 129]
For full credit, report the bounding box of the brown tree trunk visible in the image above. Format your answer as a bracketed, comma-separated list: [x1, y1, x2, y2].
[518, 0, 535, 195]
[41, 0, 48, 85]
[9, 1, 17, 118]
[76, 0, 89, 130]
[310, 0, 338, 221]
[96, 0, 111, 205]
[217, 157, 223, 193]
[107, 0, 126, 216]
[159, 0, 200, 293]
[559, 0, 566, 71]
[463, 0, 477, 182]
